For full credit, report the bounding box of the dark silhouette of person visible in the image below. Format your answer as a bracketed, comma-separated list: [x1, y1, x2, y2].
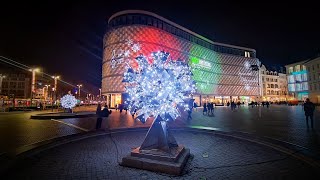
[266, 101, 270, 108]
[95, 103, 102, 130]
[203, 103, 207, 115]
[304, 98, 315, 129]
[119, 104, 123, 113]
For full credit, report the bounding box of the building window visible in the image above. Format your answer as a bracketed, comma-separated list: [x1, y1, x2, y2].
[295, 65, 300, 72]
[302, 82, 308, 90]
[315, 84, 317, 90]
[267, 84, 270, 88]
[317, 64, 319, 69]
[275, 79, 278, 82]
[275, 84, 278, 88]
[307, 67, 310, 72]
[302, 65, 306, 70]
[288, 67, 293, 73]
[288, 84, 295, 91]
[313, 74, 316, 81]
[312, 65, 314, 71]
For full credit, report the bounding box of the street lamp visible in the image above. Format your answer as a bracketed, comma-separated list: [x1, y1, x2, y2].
[29, 68, 40, 107]
[77, 84, 82, 100]
[52, 75, 60, 103]
[44, 85, 50, 101]
[0, 74, 6, 94]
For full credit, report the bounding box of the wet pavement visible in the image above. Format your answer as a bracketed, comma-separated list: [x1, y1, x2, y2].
[3, 129, 320, 179]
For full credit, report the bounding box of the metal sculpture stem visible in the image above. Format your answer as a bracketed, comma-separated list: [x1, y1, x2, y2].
[140, 116, 178, 152]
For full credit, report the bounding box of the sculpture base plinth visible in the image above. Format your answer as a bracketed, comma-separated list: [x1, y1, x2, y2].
[121, 145, 190, 175]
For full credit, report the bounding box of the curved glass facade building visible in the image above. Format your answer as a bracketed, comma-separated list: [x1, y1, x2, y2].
[103, 10, 260, 107]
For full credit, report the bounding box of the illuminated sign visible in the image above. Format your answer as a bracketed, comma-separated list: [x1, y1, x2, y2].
[190, 57, 211, 69]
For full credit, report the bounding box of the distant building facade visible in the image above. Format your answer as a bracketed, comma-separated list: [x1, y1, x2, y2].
[285, 61, 309, 101]
[305, 57, 320, 104]
[260, 64, 288, 102]
[0, 72, 31, 99]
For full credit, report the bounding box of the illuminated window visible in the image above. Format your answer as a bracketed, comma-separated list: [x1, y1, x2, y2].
[302, 65, 306, 70]
[302, 82, 308, 90]
[288, 67, 293, 73]
[295, 65, 300, 72]
[295, 84, 301, 91]
[302, 74, 308, 81]
[288, 75, 294, 83]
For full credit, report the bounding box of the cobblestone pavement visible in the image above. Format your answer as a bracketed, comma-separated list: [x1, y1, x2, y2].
[4, 130, 320, 179]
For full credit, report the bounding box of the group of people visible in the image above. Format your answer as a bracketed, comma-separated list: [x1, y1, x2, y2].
[203, 102, 215, 115]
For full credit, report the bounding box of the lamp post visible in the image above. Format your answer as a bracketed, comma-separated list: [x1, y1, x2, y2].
[0, 74, 6, 94]
[52, 75, 60, 104]
[44, 85, 50, 101]
[77, 84, 82, 100]
[29, 68, 40, 107]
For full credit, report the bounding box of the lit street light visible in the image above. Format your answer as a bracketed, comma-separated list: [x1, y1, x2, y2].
[52, 75, 60, 103]
[44, 85, 50, 101]
[77, 84, 82, 100]
[0, 74, 6, 94]
[29, 68, 40, 107]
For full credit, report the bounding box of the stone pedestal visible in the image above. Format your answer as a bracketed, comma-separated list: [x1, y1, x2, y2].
[121, 145, 190, 175]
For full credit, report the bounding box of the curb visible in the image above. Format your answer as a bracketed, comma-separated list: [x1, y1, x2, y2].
[30, 113, 96, 119]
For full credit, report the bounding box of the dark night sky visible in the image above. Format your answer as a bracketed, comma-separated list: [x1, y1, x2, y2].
[1, 0, 319, 91]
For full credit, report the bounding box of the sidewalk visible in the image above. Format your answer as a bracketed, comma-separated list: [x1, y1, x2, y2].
[2, 128, 320, 179]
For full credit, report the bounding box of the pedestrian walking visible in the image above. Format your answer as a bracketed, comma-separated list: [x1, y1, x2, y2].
[203, 103, 207, 115]
[303, 98, 315, 129]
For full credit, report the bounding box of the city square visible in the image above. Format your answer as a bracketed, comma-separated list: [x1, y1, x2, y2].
[1, 1, 319, 179]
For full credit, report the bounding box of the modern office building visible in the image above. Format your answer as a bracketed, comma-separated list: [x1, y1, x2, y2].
[305, 57, 320, 104]
[260, 64, 288, 102]
[102, 10, 260, 108]
[285, 61, 309, 101]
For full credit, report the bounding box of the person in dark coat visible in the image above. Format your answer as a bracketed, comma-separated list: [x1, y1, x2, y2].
[303, 98, 315, 129]
[95, 103, 102, 130]
[203, 103, 207, 115]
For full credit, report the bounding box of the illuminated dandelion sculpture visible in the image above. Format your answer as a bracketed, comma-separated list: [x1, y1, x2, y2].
[123, 51, 195, 174]
[60, 94, 77, 110]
